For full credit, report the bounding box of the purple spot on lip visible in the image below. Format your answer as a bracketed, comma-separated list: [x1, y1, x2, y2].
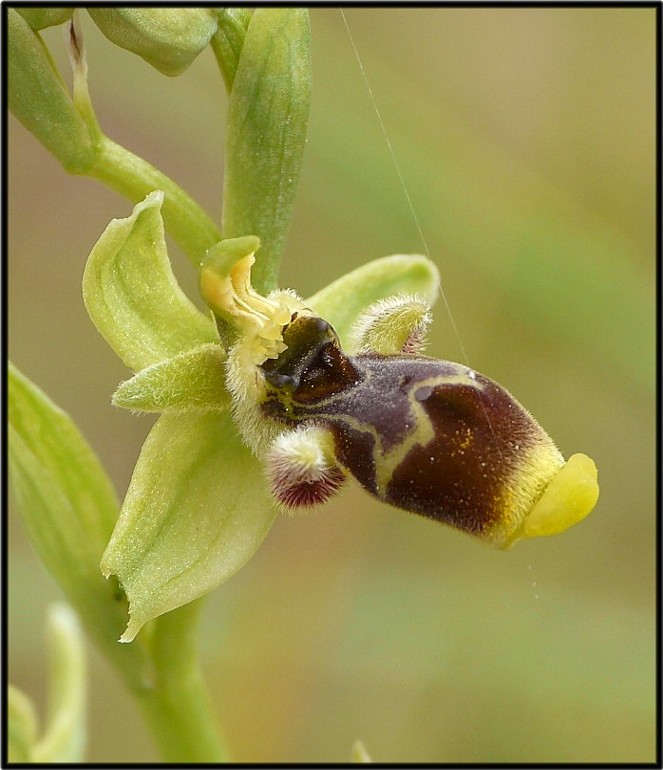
[415, 385, 434, 402]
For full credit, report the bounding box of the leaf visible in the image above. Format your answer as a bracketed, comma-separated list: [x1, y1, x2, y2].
[83, 191, 217, 372]
[306, 254, 440, 348]
[8, 362, 118, 572]
[8, 363, 151, 678]
[101, 412, 277, 641]
[222, 8, 312, 294]
[112, 343, 229, 414]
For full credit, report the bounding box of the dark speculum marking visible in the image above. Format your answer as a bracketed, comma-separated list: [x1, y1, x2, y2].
[260, 315, 542, 535]
[262, 316, 361, 402]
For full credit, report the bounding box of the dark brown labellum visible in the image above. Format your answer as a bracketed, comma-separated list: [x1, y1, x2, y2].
[260, 315, 559, 541]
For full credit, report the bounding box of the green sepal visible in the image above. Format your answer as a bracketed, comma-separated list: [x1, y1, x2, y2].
[112, 343, 229, 414]
[8, 363, 152, 680]
[16, 8, 73, 30]
[101, 412, 277, 641]
[83, 191, 217, 372]
[32, 605, 86, 763]
[211, 8, 253, 91]
[7, 685, 38, 763]
[222, 8, 312, 294]
[87, 8, 218, 77]
[306, 254, 440, 349]
[8, 8, 97, 174]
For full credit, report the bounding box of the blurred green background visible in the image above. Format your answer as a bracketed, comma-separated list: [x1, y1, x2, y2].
[8, 7, 656, 763]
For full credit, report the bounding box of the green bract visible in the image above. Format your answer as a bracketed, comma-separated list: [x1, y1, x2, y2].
[222, 8, 312, 293]
[88, 193, 439, 640]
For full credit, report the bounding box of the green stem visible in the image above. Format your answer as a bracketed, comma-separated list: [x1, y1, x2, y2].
[88, 135, 222, 266]
[135, 599, 228, 763]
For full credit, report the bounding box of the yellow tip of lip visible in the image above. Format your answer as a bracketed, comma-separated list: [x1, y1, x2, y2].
[523, 452, 599, 539]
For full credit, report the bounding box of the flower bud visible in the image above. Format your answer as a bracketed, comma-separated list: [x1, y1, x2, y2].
[87, 9, 218, 76]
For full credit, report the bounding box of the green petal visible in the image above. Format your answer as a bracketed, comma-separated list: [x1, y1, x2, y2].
[306, 254, 440, 349]
[33, 605, 86, 763]
[8, 363, 151, 678]
[8, 686, 38, 762]
[83, 191, 217, 371]
[87, 8, 218, 77]
[112, 343, 229, 414]
[101, 413, 277, 641]
[222, 9, 312, 294]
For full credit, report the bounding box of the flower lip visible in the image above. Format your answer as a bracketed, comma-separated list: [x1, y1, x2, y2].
[257, 310, 599, 548]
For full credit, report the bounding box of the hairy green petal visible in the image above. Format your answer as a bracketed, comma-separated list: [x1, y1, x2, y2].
[306, 254, 440, 348]
[101, 413, 276, 642]
[222, 8, 312, 293]
[7, 686, 38, 762]
[32, 605, 86, 763]
[83, 191, 217, 371]
[112, 344, 229, 414]
[87, 8, 218, 76]
[349, 295, 431, 355]
[8, 364, 152, 680]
